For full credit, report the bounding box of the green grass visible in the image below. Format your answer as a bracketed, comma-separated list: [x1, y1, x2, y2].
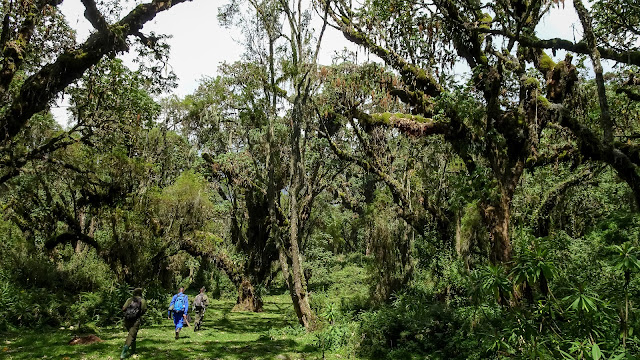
[1, 295, 357, 360]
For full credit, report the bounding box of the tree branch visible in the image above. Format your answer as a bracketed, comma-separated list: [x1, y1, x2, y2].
[0, 124, 83, 185]
[616, 87, 640, 102]
[179, 239, 244, 288]
[80, 0, 109, 32]
[0, 0, 64, 94]
[324, 0, 442, 97]
[555, 105, 640, 206]
[476, 27, 640, 68]
[320, 118, 447, 232]
[0, 0, 191, 141]
[45, 232, 102, 252]
[353, 110, 449, 138]
[525, 145, 577, 169]
[532, 167, 597, 237]
[575, 0, 613, 145]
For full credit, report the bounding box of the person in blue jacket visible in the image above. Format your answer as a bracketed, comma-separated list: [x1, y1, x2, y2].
[168, 287, 189, 339]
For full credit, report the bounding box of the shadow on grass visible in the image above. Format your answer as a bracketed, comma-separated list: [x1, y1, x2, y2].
[134, 338, 318, 360]
[2, 297, 321, 360]
[3, 328, 318, 360]
[208, 315, 293, 335]
[144, 312, 293, 335]
[2, 328, 121, 359]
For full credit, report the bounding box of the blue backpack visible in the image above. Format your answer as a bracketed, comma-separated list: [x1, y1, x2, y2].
[173, 294, 186, 312]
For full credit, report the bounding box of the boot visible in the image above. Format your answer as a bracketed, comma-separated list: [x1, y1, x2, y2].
[175, 330, 179, 339]
[130, 340, 136, 354]
[120, 344, 130, 359]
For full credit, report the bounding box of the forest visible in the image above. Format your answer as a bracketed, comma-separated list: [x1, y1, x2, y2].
[1, 0, 640, 359]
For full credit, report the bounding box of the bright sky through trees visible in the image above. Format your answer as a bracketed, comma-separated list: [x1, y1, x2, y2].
[51, 0, 363, 126]
[51, 0, 580, 126]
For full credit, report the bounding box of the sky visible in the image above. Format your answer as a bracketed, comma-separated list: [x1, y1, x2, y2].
[51, 0, 582, 126]
[52, 0, 361, 125]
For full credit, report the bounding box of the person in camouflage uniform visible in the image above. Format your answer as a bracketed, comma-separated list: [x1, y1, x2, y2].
[193, 287, 209, 331]
[120, 288, 147, 359]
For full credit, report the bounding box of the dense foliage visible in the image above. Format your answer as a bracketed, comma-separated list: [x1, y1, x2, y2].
[2, 0, 640, 359]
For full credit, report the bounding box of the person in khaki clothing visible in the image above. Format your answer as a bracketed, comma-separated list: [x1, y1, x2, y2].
[193, 286, 209, 331]
[120, 288, 147, 359]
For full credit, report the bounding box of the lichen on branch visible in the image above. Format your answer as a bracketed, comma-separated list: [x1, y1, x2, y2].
[360, 111, 449, 138]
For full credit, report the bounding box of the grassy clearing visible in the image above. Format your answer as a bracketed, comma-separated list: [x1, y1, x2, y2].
[1, 295, 357, 360]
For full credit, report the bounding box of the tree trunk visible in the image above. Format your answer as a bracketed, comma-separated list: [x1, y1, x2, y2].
[287, 177, 315, 329]
[493, 193, 512, 264]
[482, 191, 513, 264]
[455, 211, 471, 270]
[482, 150, 524, 264]
[232, 279, 263, 312]
[287, 253, 314, 329]
[286, 105, 315, 330]
[278, 244, 291, 289]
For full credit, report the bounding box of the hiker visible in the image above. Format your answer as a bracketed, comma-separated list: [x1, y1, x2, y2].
[120, 287, 146, 359]
[193, 286, 209, 331]
[168, 287, 189, 339]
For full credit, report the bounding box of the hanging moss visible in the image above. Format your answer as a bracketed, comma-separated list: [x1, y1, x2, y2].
[479, 13, 492, 27]
[478, 12, 492, 46]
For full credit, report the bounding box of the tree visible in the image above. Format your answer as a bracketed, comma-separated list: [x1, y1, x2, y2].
[321, 0, 640, 264]
[170, 68, 284, 311]
[1, 58, 215, 288]
[0, 0, 188, 142]
[218, 0, 341, 328]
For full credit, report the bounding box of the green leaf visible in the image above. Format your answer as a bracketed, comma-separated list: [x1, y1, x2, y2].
[591, 343, 602, 360]
[570, 297, 581, 311]
[608, 353, 625, 360]
[558, 349, 577, 360]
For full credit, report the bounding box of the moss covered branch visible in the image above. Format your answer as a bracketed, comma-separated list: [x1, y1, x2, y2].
[532, 167, 596, 237]
[325, 0, 442, 97]
[45, 232, 102, 252]
[477, 26, 640, 68]
[179, 239, 244, 288]
[0, 0, 191, 141]
[356, 111, 449, 138]
[0, 0, 64, 94]
[617, 87, 640, 102]
[525, 145, 577, 169]
[556, 105, 640, 206]
[616, 142, 640, 168]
